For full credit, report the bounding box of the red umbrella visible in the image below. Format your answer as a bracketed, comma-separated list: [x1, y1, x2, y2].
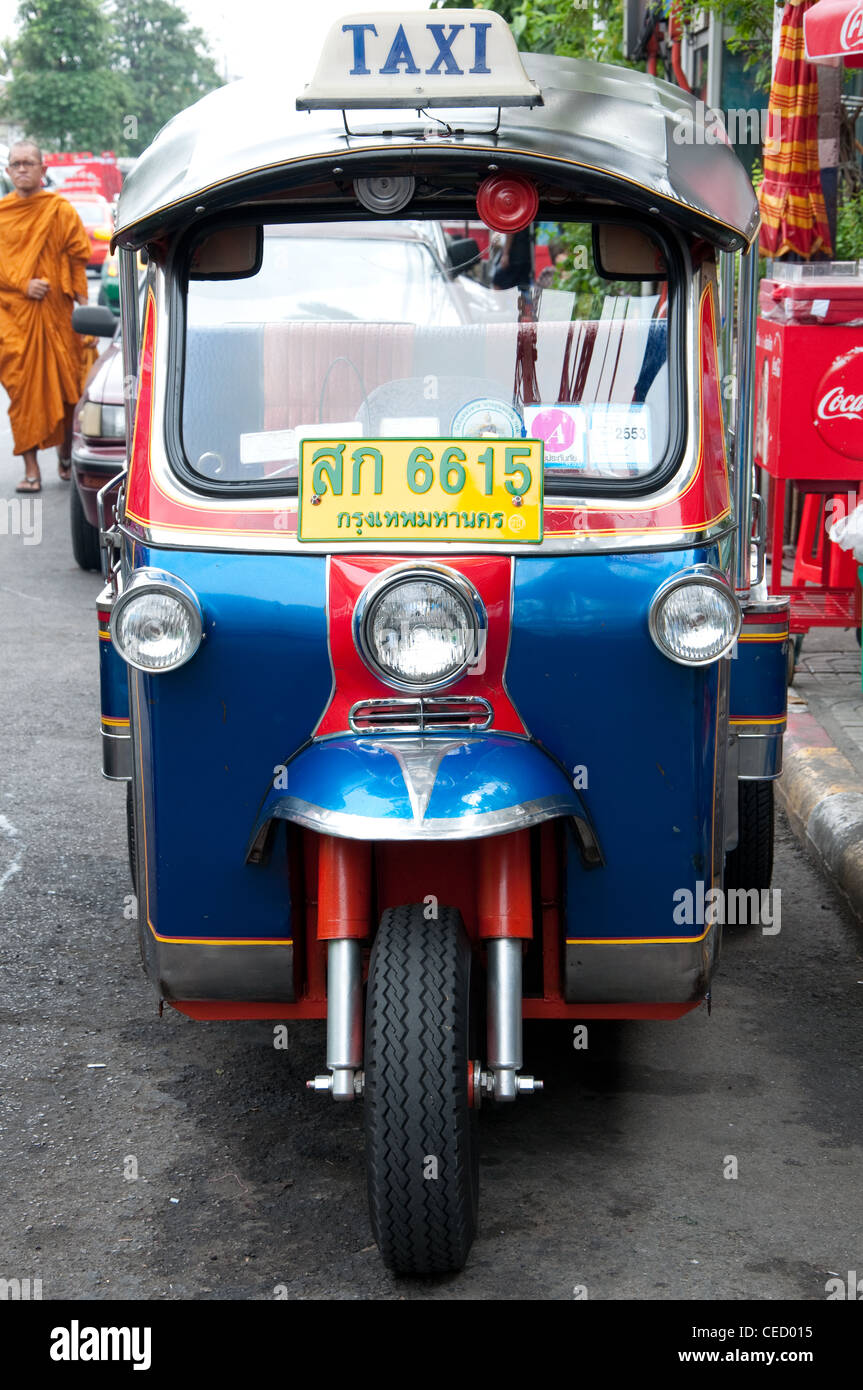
[804, 0, 863, 66]
[758, 0, 834, 258]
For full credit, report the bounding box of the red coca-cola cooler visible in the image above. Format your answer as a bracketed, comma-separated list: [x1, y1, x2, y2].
[755, 261, 863, 633]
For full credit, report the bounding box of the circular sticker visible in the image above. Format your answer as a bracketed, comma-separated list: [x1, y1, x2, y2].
[451, 398, 524, 440]
[813, 345, 863, 461]
[530, 406, 578, 452]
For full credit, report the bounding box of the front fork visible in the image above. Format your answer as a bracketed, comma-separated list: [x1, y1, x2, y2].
[307, 837, 368, 1099]
[307, 831, 543, 1102]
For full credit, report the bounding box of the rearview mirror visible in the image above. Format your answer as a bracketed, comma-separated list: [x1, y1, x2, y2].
[593, 225, 667, 280]
[448, 237, 480, 277]
[189, 225, 263, 279]
[73, 304, 119, 337]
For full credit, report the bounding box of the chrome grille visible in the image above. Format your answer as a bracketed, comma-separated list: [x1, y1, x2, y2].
[349, 696, 493, 734]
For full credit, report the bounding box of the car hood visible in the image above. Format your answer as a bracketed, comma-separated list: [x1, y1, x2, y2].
[83, 339, 124, 406]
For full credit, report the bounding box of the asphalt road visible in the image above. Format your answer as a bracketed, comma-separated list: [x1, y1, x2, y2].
[0, 405, 861, 1302]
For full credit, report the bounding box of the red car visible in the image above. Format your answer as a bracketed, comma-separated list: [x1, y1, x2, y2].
[61, 192, 114, 268]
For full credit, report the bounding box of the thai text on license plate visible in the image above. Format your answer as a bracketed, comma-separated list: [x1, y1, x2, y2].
[298, 438, 544, 542]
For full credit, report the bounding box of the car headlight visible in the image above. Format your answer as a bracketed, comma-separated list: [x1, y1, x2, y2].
[79, 401, 125, 440]
[354, 566, 486, 691]
[111, 570, 203, 673]
[649, 570, 741, 666]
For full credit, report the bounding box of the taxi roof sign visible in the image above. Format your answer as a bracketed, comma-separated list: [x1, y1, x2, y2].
[296, 10, 542, 111]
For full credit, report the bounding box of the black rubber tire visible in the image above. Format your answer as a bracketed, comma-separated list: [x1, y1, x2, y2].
[126, 782, 137, 894]
[364, 904, 479, 1276]
[787, 633, 804, 686]
[70, 483, 101, 571]
[724, 781, 774, 896]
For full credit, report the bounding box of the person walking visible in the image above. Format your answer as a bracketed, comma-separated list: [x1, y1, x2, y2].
[0, 141, 96, 493]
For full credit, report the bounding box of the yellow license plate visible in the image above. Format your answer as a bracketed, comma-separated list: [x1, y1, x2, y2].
[298, 438, 544, 543]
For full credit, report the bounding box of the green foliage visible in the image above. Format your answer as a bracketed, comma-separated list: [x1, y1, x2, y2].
[1, 0, 221, 154]
[110, 0, 222, 155]
[676, 0, 779, 94]
[836, 190, 863, 262]
[438, 0, 629, 66]
[2, 0, 130, 150]
[548, 222, 607, 306]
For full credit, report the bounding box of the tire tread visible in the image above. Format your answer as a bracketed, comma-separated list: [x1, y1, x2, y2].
[364, 904, 478, 1276]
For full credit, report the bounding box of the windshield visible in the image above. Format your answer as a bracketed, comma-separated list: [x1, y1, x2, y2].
[180, 219, 672, 489]
[72, 200, 109, 226]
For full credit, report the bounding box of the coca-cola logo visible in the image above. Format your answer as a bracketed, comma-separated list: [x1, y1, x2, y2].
[813, 347, 863, 460]
[841, 5, 863, 50]
[817, 386, 863, 421]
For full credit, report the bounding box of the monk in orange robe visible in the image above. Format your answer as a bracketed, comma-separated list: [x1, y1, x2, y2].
[0, 141, 98, 492]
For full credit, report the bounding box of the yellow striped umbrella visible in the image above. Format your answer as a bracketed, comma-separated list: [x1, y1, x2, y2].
[758, 0, 834, 258]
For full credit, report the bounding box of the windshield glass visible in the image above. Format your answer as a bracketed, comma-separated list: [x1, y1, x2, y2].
[180, 219, 672, 489]
[71, 200, 108, 226]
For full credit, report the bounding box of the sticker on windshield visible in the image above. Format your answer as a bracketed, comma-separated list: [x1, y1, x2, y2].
[379, 416, 441, 436]
[523, 405, 588, 468]
[451, 398, 524, 440]
[586, 404, 652, 476]
[240, 422, 363, 465]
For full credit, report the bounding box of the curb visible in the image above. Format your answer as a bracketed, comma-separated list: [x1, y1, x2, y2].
[776, 704, 863, 919]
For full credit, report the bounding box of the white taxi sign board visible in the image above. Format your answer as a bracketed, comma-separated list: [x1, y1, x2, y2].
[296, 10, 541, 110]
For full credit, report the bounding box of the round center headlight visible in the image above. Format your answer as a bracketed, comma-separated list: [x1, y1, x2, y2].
[355, 567, 485, 691]
[111, 570, 203, 672]
[649, 571, 741, 666]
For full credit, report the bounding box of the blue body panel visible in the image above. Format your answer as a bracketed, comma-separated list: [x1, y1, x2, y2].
[99, 631, 130, 722]
[507, 548, 727, 943]
[129, 545, 332, 942]
[729, 637, 787, 721]
[128, 541, 733, 951]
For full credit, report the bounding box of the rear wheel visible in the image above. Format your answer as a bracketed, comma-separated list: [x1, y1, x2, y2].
[70, 483, 101, 571]
[725, 781, 774, 896]
[364, 904, 479, 1276]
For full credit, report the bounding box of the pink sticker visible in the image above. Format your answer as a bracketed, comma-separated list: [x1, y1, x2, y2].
[530, 407, 578, 452]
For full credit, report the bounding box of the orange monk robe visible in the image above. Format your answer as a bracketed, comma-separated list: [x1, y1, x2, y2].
[0, 190, 99, 455]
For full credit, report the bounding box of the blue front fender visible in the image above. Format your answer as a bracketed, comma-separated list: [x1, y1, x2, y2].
[247, 734, 599, 854]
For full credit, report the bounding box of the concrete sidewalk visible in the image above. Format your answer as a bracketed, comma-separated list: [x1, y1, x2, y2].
[777, 624, 863, 919]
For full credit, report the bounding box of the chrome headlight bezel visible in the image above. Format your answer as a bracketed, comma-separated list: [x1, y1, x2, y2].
[353, 563, 487, 693]
[648, 566, 742, 667]
[110, 568, 204, 673]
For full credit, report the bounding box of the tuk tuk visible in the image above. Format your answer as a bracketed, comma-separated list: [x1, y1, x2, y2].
[92, 11, 788, 1275]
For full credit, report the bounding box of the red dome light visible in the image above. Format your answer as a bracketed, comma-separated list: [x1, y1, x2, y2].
[476, 174, 539, 233]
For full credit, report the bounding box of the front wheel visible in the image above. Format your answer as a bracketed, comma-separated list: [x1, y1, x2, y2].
[364, 904, 479, 1276]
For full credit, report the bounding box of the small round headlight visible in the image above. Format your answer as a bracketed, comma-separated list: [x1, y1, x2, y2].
[649, 571, 741, 666]
[111, 570, 203, 672]
[355, 567, 485, 691]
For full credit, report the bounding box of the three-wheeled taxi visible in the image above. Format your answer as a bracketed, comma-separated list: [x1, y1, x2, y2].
[94, 12, 788, 1274]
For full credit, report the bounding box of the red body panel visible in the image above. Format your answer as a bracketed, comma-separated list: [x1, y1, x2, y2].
[316, 554, 524, 735]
